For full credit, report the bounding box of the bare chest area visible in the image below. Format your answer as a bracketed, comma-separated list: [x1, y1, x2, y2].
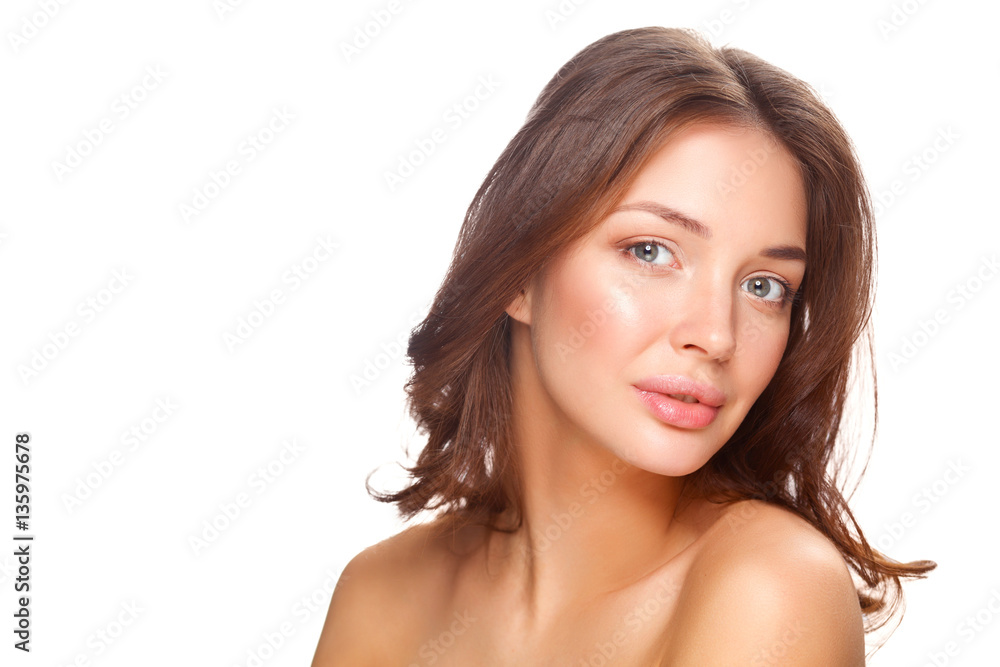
[398, 565, 687, 667]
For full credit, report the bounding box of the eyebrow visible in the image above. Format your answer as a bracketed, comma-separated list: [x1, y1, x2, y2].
[613, 200, 807, 262]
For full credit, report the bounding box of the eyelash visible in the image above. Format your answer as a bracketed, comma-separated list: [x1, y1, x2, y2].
[620, 239, 798, 309]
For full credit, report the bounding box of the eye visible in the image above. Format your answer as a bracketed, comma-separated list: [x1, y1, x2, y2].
[628, 241, 675, 266]
[742, 276, 792, 305]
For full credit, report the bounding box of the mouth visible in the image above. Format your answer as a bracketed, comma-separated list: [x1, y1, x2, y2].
[632, 388, 721, 429]
[633, 375, 726, 408]
[631, 375, 725, 429]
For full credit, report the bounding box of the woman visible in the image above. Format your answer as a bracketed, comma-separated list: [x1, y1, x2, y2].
[313, 26, 934, 665]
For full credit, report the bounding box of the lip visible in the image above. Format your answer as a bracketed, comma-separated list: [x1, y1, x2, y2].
[632, 375, 726, 429]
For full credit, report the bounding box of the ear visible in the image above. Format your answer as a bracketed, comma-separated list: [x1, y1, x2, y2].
[505, 286, 533, 325]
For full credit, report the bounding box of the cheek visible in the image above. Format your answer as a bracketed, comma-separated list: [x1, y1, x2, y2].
[736, 316, 790, 393]
[534, 258, 642, 388]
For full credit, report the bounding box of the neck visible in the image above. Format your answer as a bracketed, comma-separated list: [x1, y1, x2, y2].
[488, 322, 698, 622]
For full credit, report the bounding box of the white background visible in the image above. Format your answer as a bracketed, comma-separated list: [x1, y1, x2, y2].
[1, 0, 997, 665]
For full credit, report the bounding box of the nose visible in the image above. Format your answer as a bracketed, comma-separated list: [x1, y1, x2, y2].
[667, 274, 737, 363]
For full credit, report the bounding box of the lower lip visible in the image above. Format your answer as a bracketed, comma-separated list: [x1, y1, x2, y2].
[632, 387, 720, 429]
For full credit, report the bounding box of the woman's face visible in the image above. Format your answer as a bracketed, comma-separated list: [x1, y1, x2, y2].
[507, 122, 808, 476]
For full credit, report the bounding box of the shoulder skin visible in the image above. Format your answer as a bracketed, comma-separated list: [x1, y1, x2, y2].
[311, 517, 460, 667]
[659, 499, 866, 666]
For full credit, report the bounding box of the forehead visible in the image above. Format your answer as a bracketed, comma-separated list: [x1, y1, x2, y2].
[618, 122, 807, 246]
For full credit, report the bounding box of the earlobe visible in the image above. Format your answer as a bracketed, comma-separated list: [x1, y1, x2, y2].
[505, 288, 532, 325]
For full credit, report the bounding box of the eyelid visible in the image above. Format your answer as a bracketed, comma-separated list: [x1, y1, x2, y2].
[621, 238, 799, 308]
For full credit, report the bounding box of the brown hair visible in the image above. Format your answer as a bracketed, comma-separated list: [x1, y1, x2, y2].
[370, 26, 934, 645]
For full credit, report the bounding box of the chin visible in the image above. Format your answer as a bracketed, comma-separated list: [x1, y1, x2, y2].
[614, 430, 724, 479]
[610, 396, 745, 478]
[644, 452, 716, 479]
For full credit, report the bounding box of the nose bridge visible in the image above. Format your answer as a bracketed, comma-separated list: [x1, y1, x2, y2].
[668, 265, 737, 360]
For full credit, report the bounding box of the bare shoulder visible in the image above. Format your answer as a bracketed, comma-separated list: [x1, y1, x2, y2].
[662, 499, 866, 666]
[311, 515, 470, 667]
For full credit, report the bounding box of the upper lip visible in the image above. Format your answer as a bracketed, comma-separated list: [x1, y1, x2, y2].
[633, 375, 726, 408]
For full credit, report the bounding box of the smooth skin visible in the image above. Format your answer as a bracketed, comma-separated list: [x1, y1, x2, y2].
[313, 123, 866, 666]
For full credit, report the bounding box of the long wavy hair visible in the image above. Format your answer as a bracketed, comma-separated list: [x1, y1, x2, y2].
[370, 26, 935, 647]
